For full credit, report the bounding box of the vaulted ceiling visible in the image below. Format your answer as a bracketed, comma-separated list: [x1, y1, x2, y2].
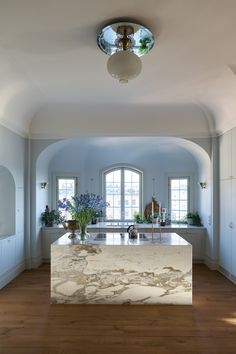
[0, 0, 236, 137]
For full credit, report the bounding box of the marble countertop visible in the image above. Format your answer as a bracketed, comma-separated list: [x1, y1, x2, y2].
[53, 232, 191, 247]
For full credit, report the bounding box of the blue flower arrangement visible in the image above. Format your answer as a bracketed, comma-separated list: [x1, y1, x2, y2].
[58, 193, 109, 236]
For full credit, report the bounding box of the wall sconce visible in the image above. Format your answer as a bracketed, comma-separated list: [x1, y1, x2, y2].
[199, 182, 207, 189]
[40, 181, 48, 189]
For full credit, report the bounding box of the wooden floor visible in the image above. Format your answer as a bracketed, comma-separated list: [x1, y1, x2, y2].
[0, 265, 236, 354]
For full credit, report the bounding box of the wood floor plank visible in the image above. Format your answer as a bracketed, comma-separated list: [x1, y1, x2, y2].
[0, 264, 236, 353]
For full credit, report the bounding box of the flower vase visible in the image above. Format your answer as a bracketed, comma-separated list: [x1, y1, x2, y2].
[64, 220, 79, 239]
[79, 224, 89, 241]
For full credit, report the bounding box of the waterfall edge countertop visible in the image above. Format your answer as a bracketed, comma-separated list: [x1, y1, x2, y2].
[51, 232, 192, 305]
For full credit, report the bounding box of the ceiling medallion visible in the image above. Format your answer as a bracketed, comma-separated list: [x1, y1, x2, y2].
[97, 20, 155, 83]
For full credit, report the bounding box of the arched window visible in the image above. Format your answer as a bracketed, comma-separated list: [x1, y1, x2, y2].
[104, 166, 142, 221]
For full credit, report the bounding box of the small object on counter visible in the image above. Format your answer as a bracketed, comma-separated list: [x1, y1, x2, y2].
[127, 225, 138, 239]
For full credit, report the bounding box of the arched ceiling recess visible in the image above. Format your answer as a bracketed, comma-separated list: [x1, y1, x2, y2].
[30, 102, 214, 139]
[36, 137, 210, 177]
[1, 0, 236, 136]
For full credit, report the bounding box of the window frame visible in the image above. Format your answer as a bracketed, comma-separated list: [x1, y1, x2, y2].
[102, 165, 143, 221]
[52, 173, 79, 211]
[167, 174, 194, 222]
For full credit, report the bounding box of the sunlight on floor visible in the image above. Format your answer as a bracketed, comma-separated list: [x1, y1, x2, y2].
[221, 316, 236, 326]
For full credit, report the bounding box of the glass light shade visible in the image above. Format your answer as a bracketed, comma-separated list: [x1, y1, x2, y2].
[107, 51, 142, 83]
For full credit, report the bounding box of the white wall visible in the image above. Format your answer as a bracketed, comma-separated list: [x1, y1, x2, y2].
[0, 124, 26, 280]
[0, 166, 15, 235]
[30, 139, 57, 267]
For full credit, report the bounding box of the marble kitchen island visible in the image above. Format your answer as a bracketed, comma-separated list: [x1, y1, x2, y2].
[51, 232, 192, 305]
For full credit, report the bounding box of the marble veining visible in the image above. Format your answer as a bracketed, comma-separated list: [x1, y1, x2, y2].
[51, 233, 192, 305]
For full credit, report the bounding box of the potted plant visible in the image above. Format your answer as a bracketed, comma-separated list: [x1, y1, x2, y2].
[133, 211, 143, 224]
[192, 211, 202, 226]
[186, 212, 194, 225]
[41, 206, 65, 227]
[152, 212, 159, 224]
[186, 212, 202, 226]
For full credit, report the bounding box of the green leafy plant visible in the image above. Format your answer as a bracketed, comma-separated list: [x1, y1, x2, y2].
[41, 206, 65, 227]
[133, 211, 143, 224]
[192, 211, 202, 226]
[185, 212, 202, 226]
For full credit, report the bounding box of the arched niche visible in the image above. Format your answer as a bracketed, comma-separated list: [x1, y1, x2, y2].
[0, 166, 16, 236]
[35, 136, 211, 210]
[32, 136, 213, 262]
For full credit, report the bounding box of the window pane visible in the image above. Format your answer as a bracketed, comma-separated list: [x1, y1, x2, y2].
[125, 182, 132, 194]
[180, 190, 187, 199]
[180, 201, 187, 210]
[124, 170, 132, 181]
[113, 195, 121, 207]
[106, 173, 114, 182]
[132, 183, 139, 194]
[171, 201, 179, 210]
[113, 208, 121, 220]
[58, 178, 75, 199]
[113, 170, 121, 182]
[124, 170, 140, 220]
[179, 211, 187, 220]
[180, 179, 187, 189]
[105, 168, 141, 221]
[171, 180, 179, 189]
[172, 191, 180, 200]
[105, 170, 121, 220]
[169, 178, 189, 222]
[57, 178, 77, 220]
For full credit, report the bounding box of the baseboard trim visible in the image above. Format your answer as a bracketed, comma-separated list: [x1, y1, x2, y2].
[193, 259, 205, 264]
[218, 266, 236, 285]
[31, 255, 42, 268]
[0, 261, 25, 289]
[42, 258, 50, 263]
[204, 256, 218, 270]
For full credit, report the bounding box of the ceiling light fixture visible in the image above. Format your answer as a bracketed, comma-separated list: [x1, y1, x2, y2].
[97, 20, 154, 83]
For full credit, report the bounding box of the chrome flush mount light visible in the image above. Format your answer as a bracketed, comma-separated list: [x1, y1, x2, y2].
[97, 20, 155, 83]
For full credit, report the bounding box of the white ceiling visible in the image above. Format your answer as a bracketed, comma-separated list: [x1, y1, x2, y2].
[0, 0, 236, 137]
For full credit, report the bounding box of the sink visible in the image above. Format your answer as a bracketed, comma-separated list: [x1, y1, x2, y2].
[138, 233, 149, 240]
[94, 233, 107, 240]
[94, 233, 149, 241]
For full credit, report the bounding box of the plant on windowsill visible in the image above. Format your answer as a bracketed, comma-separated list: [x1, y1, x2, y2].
[186, 212, 202, 226]
[133, 211, 143, 224]
[151, 212, 159, 224]
[41, 205, 65, 227]
[186, 212, 194, 225]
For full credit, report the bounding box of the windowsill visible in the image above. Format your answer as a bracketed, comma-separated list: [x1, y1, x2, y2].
[41, 222, 205, 230]
[88, 222, 205, 229]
